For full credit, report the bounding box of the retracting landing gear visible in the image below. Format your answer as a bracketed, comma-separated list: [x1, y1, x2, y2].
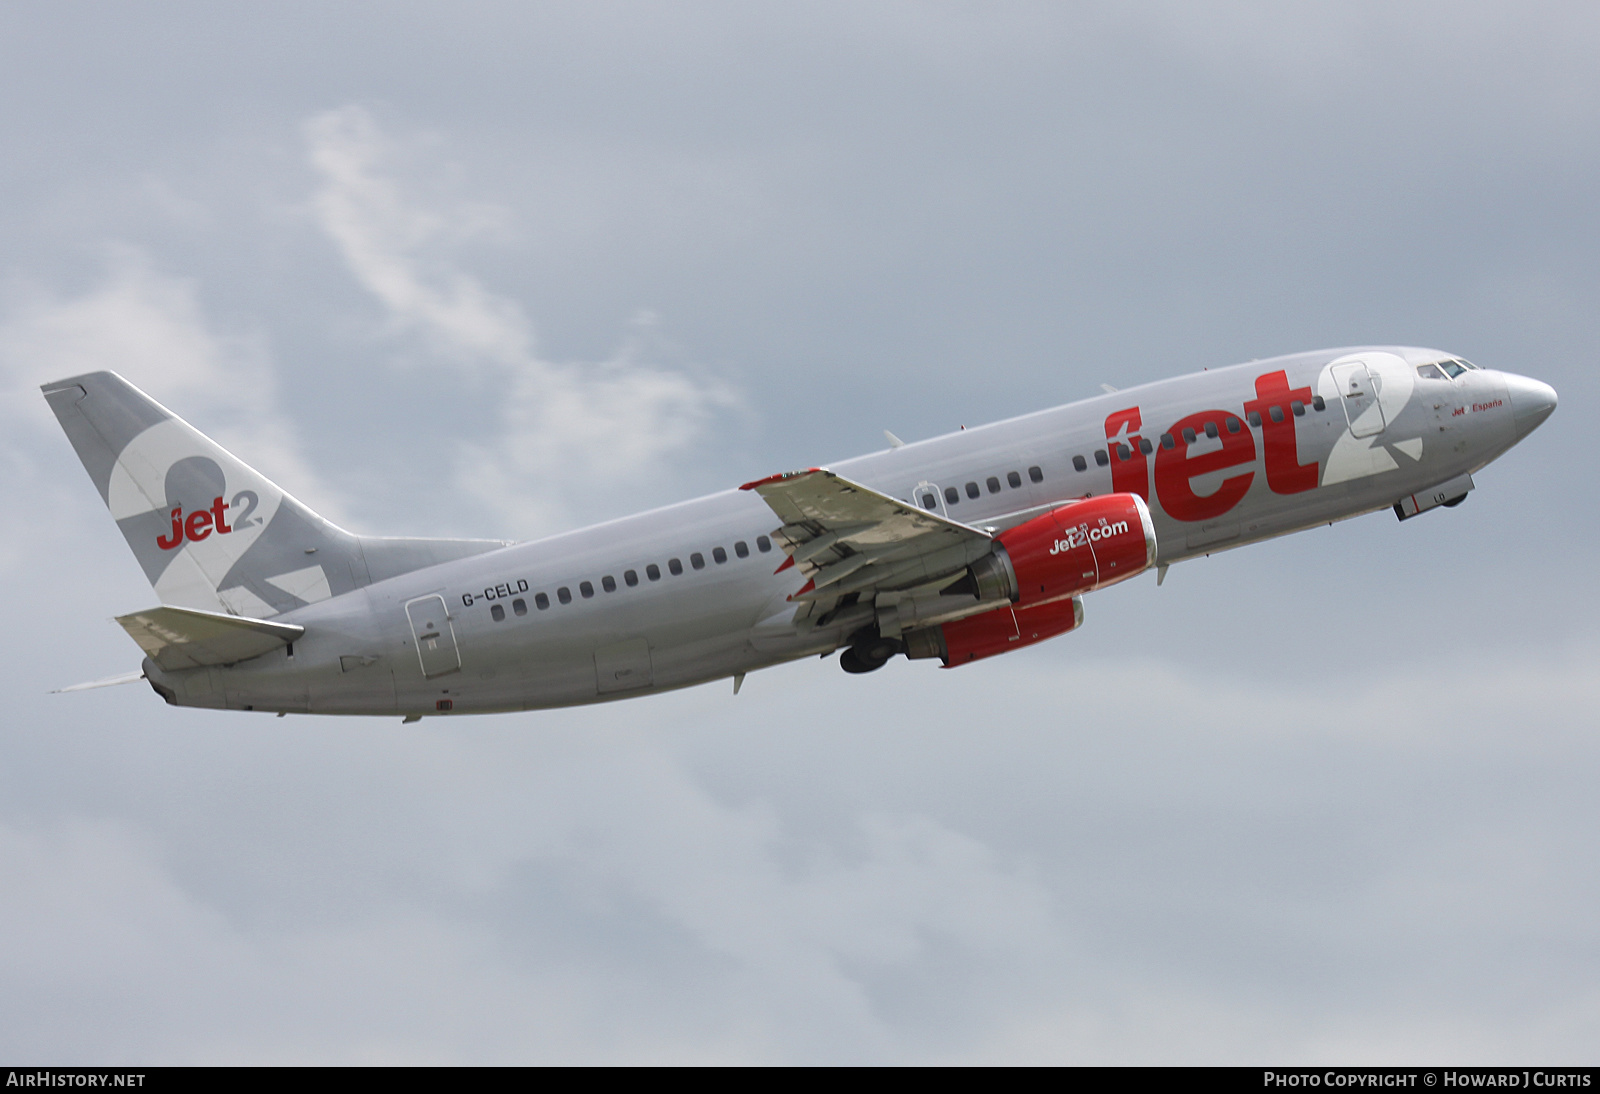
[839, 633, 905, 674]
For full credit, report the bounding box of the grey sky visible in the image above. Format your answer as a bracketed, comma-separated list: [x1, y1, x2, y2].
[1, 2, 1596, 1062]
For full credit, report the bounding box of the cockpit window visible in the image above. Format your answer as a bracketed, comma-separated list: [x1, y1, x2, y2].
[1440, 360, 1466, 378]
[1416, 363, 1447, 380]
[1456, 359, 1480, 370]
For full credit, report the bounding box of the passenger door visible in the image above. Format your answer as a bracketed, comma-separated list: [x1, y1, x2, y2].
[405, 594, 461, 678]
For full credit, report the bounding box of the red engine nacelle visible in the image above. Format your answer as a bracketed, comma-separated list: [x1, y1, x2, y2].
[926, 595, 1084, 666]
[902, 494, 1156, 667]
[997, 492, 1156, 606]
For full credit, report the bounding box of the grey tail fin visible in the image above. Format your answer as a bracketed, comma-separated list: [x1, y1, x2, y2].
[42, 371, 508, 617]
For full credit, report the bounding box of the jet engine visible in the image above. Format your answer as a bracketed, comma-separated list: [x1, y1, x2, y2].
[901, 493, 1156, 667]
[904, 595, 1084, 666]
[994, 491, 1156, 605]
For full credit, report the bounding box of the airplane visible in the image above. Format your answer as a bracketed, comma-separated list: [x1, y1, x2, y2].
[43, 346, 1556, 719]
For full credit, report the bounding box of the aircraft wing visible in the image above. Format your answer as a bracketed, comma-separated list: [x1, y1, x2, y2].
[740, 469, 996, 614]
[114, 605, 305, 671]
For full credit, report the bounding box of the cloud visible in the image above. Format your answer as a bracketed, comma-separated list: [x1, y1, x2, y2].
[0, 248, 350, 528]
[5, 639, 1598, 1063]
[305, 108, 530, 367]
[0, 732, 1057, 1063]
[304, 105, 739, 535]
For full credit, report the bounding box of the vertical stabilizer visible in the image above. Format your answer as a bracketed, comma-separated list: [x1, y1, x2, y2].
[42, 372, 507, 617]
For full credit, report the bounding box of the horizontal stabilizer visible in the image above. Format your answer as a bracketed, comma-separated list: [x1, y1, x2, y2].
[115, 605, 304, 671]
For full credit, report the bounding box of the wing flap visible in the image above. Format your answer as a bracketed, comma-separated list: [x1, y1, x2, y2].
[114, 605, 304, 671]
[741, 469, 996, 614]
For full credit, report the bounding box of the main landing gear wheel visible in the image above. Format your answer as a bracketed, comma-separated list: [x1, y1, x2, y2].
[840, 638, 903, 674]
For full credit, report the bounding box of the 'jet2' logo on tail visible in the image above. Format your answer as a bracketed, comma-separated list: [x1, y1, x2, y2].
[155, 490, 261, 550]
[157, 497, 232, 549]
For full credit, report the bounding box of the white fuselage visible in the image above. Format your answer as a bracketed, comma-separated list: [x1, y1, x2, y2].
[144, 345, 1553, 716]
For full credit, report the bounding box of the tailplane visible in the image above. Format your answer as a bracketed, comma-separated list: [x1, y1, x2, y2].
[42, 371, 507, 617]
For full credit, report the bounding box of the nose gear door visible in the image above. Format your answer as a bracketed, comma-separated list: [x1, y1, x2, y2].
[405, 594, 461, 678]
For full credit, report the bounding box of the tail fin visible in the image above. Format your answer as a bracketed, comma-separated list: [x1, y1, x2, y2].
[42, 371, 507, 617]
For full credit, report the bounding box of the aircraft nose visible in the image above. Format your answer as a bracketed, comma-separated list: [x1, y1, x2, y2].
[1503, 372, 1558, 436]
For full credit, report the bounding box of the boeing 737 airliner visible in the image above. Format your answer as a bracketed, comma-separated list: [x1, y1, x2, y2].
[44, 346, 1555, 717]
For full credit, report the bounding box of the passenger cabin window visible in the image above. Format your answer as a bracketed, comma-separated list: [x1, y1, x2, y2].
[965, 481, 980, 499]
[944, 486, 959, 505]
[625, 569, 639, 587]
[1160, 433, 1175, 449]
[920, 492, 937, 509]
[1226, 416, 1241, 433]
[1139, 438, 1153, 454]
[646, 563, 661, 581]
[1072, 455, 1087, 472]
[602, 575, 616, 592]
[535, 592, 550, 610]
[1094, 449, 1109, 467]
[490, 604, 505, 622]
[1291, 400, 1305, 416]
[1029, 466, 1043, 483]
[1247, 411, 1262, 427]
[757, 536, 772, 553]
[690, 552, 705, 570]
[713, 547, 727, 564]
[1270, 406, 1285, 423]
[1312, 395, 1326, 411]
[512, 598, 527, 616]
[735, 541, 749, 558]
[987, 476, 1001, 493]
[580, 581, 594, 598]
[669, 558, 683, 576]
[1007, 471, 1022, 488]
[1182, 427, 1197, 444]
[558, 586, 572, 604]
[1117, 444, 1131, 460]
[1204, 422, 1219, 439]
